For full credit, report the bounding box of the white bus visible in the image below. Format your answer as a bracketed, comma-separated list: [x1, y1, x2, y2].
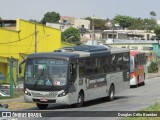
[20, 45, 130, 109]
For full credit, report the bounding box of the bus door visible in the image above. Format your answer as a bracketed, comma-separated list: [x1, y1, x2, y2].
[69, 60, 77, 93]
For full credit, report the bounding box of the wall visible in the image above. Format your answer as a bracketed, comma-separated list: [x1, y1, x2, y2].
[0, 19, 61, 84]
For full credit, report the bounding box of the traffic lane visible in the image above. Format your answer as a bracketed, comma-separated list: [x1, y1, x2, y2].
[81, 77, 160, 111]
[25, 77, 160, 111]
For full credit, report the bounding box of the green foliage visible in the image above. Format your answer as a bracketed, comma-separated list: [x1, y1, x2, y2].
[128, 18, 144, 30]
[41, 11, 60, 24]
[113, 15, 133, 30]
[143, 18, 157, 30]
[113, 15, 157, 30]
[0, 17, 2, 20]
[122, 102, 160, 120]
[85, 17, 108, 30]
[148, 61, 158, 73]
[150, 11, 156, 18]
[154, 26, 160, 36]
[129, 18, 157, 30]
[62, 27, 81, 45]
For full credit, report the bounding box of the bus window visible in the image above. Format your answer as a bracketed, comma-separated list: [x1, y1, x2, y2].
[111, 55, 116, 72]
[100, 56, 105, 73]
[79, 59, 86, 78]
[130, 56, 134, 73]
[86, 58, 93, 76]
[123, 53, 130, 70]
[116, 54, 123, 71]
[93, 58, 101, 75]
[70, 62, 77, 82]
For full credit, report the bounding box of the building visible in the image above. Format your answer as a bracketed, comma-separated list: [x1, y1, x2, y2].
[104, 39, 160, 62]
[0, 19, 61, 84]
[102, 30, 156, 40]
[47, 16, 90, 32]
[46, 22, 74, 32]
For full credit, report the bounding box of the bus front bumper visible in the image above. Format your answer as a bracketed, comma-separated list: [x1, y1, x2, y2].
[24, 91, 71, 105]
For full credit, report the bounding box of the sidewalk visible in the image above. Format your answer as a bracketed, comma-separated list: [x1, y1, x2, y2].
[0, 95, 36, 110]
[147, 72, 160, 79]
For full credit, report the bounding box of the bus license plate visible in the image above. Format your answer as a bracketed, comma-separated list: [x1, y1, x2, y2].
[40, 97, 48, 102]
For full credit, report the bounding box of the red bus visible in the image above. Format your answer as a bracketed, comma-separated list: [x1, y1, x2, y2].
[130, 50, 146, 87]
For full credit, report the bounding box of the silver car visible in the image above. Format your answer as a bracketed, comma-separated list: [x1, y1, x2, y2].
[0, 90, 10, 97]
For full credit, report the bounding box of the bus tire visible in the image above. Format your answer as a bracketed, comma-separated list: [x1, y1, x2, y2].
[108, 85, 115, 101]
[141, 74, 145, 86]
[75, 91, 84, 107]
[36, 103, 48, 109]
[141, 81, 145, 86]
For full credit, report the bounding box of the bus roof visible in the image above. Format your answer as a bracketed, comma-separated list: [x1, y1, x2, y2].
[28, 52, 79, 60]
[28, 45, 130, 60]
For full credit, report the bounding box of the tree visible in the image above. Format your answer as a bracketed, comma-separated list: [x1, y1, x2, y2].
[128, 18, 157, 30]
[62, 27, 81, 45]
[85, 17, 108, 30]
[128, 18, 144, 30]
[148, 61, 158, 73]
[150, 11, 156, 18]
[143, 18, 157, 30]
[0, 17, 2, 20]
[41, 11, 60, 24]
[154, 26, 160, 39]
[114, 15, 133, 30]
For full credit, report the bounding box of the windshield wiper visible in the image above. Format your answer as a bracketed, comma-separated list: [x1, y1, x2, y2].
[33, 68, 45, 88]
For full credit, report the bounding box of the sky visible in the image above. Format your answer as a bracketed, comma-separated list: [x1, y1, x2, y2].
[0, 0, 159, 21]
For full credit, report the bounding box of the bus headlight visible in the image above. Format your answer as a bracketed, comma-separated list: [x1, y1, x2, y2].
[24, 90, 31, 96]
[58, 92, 67, 97]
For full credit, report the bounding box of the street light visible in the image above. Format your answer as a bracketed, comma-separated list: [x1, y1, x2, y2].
[112, 20, 115, 43]
[92, 15, 95, 45]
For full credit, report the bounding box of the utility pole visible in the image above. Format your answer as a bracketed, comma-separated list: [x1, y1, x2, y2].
[35, 20, 37, 53]
[92, 15, 95, 45]
[112, 20, 115, 43]
[8, 58, 13, 98]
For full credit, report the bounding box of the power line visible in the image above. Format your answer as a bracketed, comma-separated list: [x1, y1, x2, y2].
[0, 33, 35, 44]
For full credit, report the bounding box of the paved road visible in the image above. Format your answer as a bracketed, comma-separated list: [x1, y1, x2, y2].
[22, 77, 160, 120]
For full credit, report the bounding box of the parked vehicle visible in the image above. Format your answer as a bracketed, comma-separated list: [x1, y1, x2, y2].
[0, 104, 8, 111]
[0, 90, 10, 97]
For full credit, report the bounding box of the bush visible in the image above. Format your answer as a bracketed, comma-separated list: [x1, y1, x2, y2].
[148, 61, 158, 73]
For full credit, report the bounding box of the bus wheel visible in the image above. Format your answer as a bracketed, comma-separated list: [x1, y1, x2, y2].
[141, 81, 145, 86]
[108, 85, 115, 101]
[75, 92, 84, 107]
[36, 103, 48, 109]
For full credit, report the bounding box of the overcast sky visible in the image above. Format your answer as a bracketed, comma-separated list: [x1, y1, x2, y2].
[0, 0, 159, 20]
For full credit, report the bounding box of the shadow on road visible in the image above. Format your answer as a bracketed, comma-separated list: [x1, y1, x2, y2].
[24, 96, 130, 110]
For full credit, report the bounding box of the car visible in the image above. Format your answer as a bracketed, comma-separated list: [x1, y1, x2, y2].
[0, 90, 10, 97]
[0, 104, 8, 111]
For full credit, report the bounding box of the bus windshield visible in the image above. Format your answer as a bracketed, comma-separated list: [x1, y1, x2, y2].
[25, 59, 68, 86]
[130, 56, 134, 73]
